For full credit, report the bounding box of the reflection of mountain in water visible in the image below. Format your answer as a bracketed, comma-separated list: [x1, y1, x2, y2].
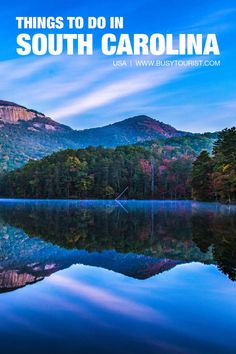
[0, 223, 182, 292]
[0, 200, 235, 292]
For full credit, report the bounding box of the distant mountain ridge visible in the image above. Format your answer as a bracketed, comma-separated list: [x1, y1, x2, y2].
[0, 100, 185, 138]
[0, 100, 215, 171]
[75, 115, 188, 146]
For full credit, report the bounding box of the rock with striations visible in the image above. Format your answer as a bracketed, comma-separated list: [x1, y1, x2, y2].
[0, 100, 45, 124]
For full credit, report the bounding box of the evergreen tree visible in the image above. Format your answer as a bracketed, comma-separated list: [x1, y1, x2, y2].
[212, 127, 236, 203]
[192, 151, 213, 201]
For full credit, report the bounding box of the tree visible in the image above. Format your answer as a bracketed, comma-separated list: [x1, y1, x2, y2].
[213, 127, 236, 165]
[192, 151, 213, 201]
[212, 127, 236, 203]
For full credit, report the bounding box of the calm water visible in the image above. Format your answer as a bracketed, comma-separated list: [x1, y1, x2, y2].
[0, 200, 235, 354]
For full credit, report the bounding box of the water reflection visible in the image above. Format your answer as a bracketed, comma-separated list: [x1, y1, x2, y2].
[1, 263, 235, 354]
[192, 210, 236, 281]
[0, 200, 236, 354]
[0, 200, 235, 293]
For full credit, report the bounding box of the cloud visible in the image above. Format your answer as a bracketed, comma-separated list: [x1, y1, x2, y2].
[0, 55, 58, 81]
[47, 64, 191, 120]
[0, 54, 114, 109]
[0, 51, 193, 125]
[0, 4, 235, 131]
[178, 7, 236, 34]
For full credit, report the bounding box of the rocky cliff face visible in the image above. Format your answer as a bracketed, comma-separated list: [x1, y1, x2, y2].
[0, 100, 45, 124]
[0, 270, 43, 291]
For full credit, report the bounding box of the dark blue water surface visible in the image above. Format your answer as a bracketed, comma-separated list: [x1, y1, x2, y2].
[0, 200, 235, 354]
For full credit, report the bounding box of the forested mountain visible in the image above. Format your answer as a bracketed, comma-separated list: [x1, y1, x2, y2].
[0, 126, 233, 201]
[138, 132, 217, 156]
[0, 100, 216, 172]
[2, 99, 231, 201]
[74, 115, 187, 146]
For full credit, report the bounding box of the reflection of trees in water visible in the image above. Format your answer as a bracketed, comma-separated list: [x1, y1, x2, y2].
[192, 210, 236, 281]
[1, 202, 235, 279]
[0, 202, 209, 263]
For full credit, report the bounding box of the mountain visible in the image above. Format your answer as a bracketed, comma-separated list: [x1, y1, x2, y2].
[0, 100, 215, 172]
[0, 100, 79, 171]
[0, 100, 184, 139]
[74, 115, 187, 146]
[0, 257, 181, 293]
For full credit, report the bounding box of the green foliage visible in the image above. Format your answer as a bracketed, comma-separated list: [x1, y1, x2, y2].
[192, 151, 213, 201]
[213, 127, 236, 165]
[0, 115, 216, 173]
[0, 146, 149, 199]
[0, 144, 194, 200]
[137, 133, 217, 156]
[0, 118, 80, 172]
[192, 127, 236, 203]
[0, 128, 222, 201]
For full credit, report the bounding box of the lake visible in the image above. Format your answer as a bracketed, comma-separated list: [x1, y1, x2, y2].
[0, 200, 235, 354]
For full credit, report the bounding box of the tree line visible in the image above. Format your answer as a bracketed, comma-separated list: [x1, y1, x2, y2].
[0, 127, 234, 202]
[0, 144, 192, 199]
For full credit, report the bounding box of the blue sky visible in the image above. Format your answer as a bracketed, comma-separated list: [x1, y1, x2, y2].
[0, 0, 235, 132]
